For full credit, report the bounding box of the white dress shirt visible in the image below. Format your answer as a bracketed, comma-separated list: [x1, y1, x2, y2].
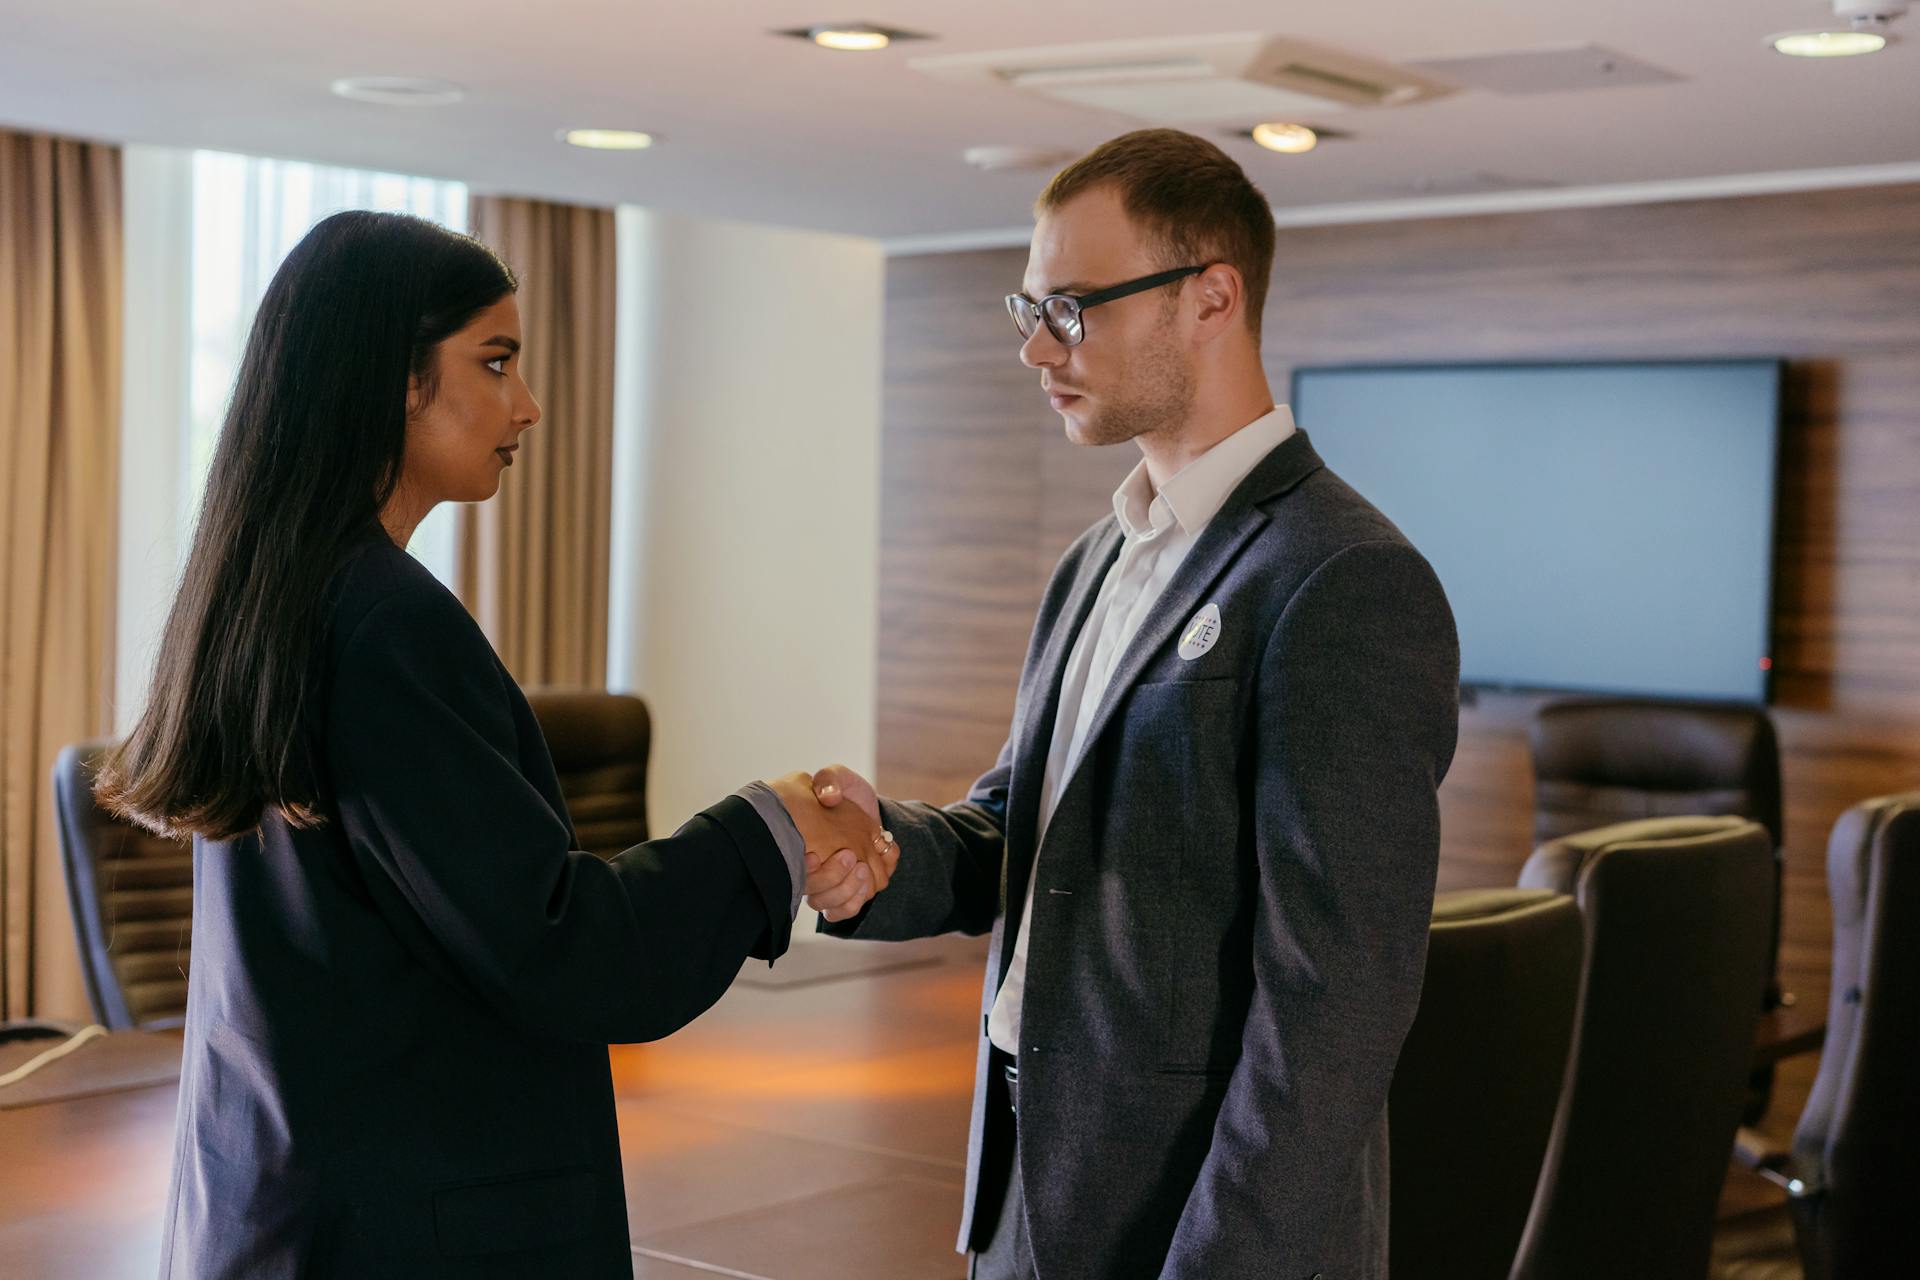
[988, 405, 1297, 1055]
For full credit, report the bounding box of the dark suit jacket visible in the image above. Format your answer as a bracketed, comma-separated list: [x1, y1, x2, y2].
[160, 538, 794, 1278]
[825, 431, 1460, 1280]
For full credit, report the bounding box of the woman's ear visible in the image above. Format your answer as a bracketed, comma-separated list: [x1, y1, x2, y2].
[404, 372, 422, 419]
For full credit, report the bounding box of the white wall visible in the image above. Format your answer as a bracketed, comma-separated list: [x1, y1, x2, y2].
[115, 145, 195, 733]
[610, 208, 883, 866]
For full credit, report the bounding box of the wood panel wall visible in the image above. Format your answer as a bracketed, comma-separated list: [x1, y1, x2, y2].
[877, 182, 1920, 1005]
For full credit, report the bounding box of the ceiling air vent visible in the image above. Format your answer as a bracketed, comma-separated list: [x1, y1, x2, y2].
[1407, 45, 1683, 94]
[910, 34, 1456, 125]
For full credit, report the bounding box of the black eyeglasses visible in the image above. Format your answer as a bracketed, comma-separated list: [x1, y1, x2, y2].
[1005, 265, 1207, 347]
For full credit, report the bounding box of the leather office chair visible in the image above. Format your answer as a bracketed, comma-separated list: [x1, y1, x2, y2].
[1742, 792, 1920, 1279]
[1389, 888, 1584, 1280]
[523, 689, 652, 860]
[53, 740, 193, 1030]
[1529, 699, 1782, 848]
[1531, 698, 1787, 1122]
[1510, 816, 1774, 1280]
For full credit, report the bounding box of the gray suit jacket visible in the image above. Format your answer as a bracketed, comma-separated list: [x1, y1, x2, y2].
[825, 430, 1459, 1279]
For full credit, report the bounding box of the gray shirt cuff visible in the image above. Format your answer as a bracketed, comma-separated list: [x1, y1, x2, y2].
[737, 781, 805, 919]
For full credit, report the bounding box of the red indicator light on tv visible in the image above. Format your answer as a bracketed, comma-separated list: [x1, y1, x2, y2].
[1759, 657, 1774, 671]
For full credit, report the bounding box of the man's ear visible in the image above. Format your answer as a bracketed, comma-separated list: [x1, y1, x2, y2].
[1189, 262, 1244, 344]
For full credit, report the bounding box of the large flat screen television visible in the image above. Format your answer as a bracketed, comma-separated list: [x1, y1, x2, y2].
[1290, 359, 1782, 703]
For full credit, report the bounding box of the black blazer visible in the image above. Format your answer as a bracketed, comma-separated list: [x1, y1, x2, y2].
[159, 538, 793, 1279]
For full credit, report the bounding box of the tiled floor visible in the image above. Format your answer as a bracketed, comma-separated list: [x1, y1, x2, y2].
[611, 935, 983, 1280]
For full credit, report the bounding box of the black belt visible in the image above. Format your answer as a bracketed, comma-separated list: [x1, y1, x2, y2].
[1002, 1061, 1019, 1114]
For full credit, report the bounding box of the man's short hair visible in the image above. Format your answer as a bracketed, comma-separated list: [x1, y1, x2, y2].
[1037, 128, 1276, 341]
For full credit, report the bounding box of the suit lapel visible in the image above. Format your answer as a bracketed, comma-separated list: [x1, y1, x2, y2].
[1006, 523, 1123, 869]
[1045, 431, 1327, 824]
[1071, 506, 1268, 770]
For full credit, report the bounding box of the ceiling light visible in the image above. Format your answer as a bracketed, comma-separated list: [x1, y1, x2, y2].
[1771, 29, 1890, 54]
[1772, 0, 1906, 55]
[1251, 123, 1320, 154]
[775, 22, 931, 50]
[812, 25, 891, 51]
[330, 77, 465, 107]
[560, 129, 654, 151]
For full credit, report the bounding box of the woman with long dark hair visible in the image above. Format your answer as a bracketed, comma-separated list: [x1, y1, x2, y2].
[96, 210, 891, 1277]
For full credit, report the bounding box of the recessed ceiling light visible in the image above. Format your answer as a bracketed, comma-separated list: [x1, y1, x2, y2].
[1251, 123, 1320, 154]
[559, 129, 655, 151]
[1770, 28, 1892, 55]
[813, 25, 890, 51]
[330, 76, 465, 107]
[774, 22, 932, 51]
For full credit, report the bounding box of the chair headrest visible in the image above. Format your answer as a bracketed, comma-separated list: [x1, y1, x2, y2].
[1521, 815, 1761, 896]
[521, 690, 651, 771]
[1826, 791, 1920, 927]
[1532, 699, 1778, 794]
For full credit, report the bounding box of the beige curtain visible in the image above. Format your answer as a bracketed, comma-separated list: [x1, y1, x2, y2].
[0, 130, 122, 1021]
[460, 196, 615, 688]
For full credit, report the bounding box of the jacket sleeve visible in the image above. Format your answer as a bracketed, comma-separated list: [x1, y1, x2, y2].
[326, 583, 794, 1045]
[1161, 540, 1460, 1279]
[816, 735, 1012, 942]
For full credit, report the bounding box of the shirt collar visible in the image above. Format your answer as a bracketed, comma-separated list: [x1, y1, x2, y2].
[1111, 405, 1297, 540]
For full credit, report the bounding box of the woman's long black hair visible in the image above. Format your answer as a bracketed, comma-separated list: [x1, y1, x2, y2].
[97, 211, 515, 840]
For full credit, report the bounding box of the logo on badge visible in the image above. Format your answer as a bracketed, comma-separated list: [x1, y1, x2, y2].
[1178, 603, 1223, 661]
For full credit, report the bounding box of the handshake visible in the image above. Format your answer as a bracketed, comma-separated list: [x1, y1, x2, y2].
[765, 765, 896, 923]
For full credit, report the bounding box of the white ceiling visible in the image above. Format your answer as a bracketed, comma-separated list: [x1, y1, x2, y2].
[1, 0, 1916, 241]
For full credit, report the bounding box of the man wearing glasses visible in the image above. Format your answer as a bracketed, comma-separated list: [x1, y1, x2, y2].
[806, 128, 1460, 1280]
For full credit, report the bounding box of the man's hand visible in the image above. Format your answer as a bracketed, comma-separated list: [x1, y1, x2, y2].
[803, 763, 895, 922]
[765, 771, 896, 922]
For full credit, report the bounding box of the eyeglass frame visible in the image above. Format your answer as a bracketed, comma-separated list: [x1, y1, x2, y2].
[1005, 264, 1209, 348]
